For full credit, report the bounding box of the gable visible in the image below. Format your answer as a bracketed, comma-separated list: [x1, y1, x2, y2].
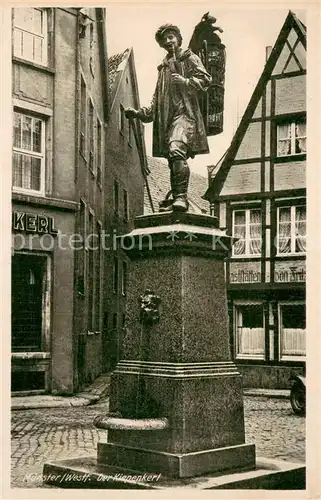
[204, 10, 306, 201]
[272, 27, 306, 75]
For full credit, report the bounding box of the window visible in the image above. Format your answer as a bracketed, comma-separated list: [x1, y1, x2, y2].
[12, 253, 49, 352]
[112, 313, 118, 330]
[128, 119, 132, 146]
[114, 180, 119, 215]
[119, 104, 125, 133]
[88, 100, 94, 172]
[113, 257, 118, 293]
[13, 112, 45, 194]
[97, 119, 102, 185]
[13, 8, 47, 65]
[277, 120, 306, 156]
[232, 209, 262, 257]
[89, 23, 94, 76]
[80, 77, 86, 155]
[121, 260, 128, 295]
[279, 302, 305, 360]
[277, 205, 306, 254]
[235, 303, 265, 359]
[123, 189, 129, 222]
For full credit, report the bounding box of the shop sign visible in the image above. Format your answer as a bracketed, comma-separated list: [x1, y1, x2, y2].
[274, 266, 306, 282]
[12, 211, 58, 235]
[230, 270, 261, 283]
[229, 261, 262, 284]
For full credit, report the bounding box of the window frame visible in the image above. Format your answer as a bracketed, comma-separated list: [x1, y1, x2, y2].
[119, 104, 125, 135]
[232, 208, 262, 258]
[96, 118, 102, 187]
[80, 76, 87, 158]
[77, 198, 87, 298]
[123, 188, 129, 222]
[121, 260, 128, 296]
[89, 22, 95, 77]
[13, 7, 48, 66]
[113, 256, 119, 294]
[276, 205, 306, 256]
[234, 300, 265, 360]
[88, 98, 95, 174]
[12, 111, 46, 196]
[128, 119, 132, 147]
[276, 119, 306, 158]
[114, 180, 119, 215]
[278, 301, 306, 362]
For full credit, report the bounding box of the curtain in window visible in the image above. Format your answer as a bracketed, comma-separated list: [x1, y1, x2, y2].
[233, 212, 246, 255]
[278, 208, 291, 253]
[13, 153, 22, 187]
[13, 153, 41, 190]
[249, 210, 261, 255]
[278, 124, 291, 156]
[295, 206, 306, 253]
[295, 122, 306, 153]
[13, 114, 21, 148]
[236, 306, 264, 356]
[281, 328, 305, 356]
[22, 116, 32, 150]
[33, 119, 42, 152]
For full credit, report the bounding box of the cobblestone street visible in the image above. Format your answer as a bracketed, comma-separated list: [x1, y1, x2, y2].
[10, 396, 305, 489]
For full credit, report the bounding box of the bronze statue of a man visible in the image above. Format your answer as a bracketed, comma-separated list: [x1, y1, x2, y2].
[125, 24, 211, 212]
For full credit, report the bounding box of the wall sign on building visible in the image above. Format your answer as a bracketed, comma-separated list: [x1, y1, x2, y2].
[229, 261, 262, 284]
[274, 264, 306, 283]
[12, 211, 58, 235]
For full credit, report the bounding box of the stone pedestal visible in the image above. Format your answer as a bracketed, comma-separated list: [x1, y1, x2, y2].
[43, 212, 305, 489]
[98, 212, 255, 478]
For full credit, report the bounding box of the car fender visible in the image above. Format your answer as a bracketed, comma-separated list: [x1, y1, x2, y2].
[290, 374, 306, 389]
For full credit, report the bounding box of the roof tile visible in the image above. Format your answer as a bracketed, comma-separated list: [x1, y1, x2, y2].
[144, 156, 210, 214]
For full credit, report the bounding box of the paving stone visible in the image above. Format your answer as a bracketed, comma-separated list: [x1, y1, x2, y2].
[10, 396, 305, 489]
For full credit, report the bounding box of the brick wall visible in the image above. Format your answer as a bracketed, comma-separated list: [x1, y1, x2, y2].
[221, 163, 261, 195]
[275, 75, 306, 115]
[274, 161, 306, 191]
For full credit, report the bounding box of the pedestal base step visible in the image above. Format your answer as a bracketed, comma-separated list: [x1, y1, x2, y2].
[43, 457, 305, 489]
[98, 442, 256, 478]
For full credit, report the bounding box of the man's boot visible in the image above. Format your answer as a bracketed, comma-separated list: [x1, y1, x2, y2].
[171, 159, 190, 212]
[159, 161, 176, 212]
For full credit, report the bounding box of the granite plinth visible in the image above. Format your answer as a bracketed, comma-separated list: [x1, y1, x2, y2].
[121, 254, 231, 363]
[97, 442, 255, 478]
[105, 213, 252, 475]
[43, 456, 306, 489]
[107, 362, 247, 453]
[44, 213, 263, 486]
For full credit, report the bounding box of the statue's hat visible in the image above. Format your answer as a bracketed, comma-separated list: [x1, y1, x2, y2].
[155, 24, 182, 46]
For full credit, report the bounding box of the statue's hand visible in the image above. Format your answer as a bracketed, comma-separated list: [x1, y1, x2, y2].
[124, 107, 138, 119]
[171, 73, 188, 86]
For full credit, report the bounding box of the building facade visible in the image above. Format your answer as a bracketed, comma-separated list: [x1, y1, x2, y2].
[103, 48, 147, 372]
[204, 11, 306, 388]
[11, 8, 146, 394]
